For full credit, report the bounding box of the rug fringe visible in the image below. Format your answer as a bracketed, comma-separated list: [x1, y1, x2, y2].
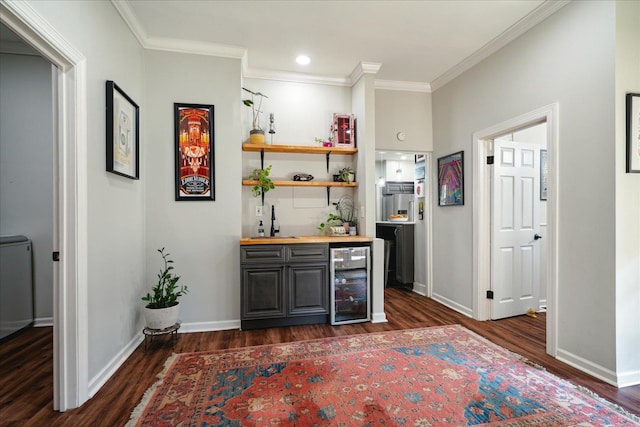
[125, 352, 179, 427]
[575, 384, 640, 423]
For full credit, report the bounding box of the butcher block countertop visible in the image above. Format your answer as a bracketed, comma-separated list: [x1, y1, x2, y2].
[240, 235, 374, 245]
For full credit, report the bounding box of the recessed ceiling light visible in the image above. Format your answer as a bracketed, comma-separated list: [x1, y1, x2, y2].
[296, 55, 311, 65]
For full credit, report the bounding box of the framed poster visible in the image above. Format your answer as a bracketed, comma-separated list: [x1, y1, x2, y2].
[174, 103, 215, 201]
[540, 149, 548, 200]
[331, 113, 355, 148]
[437, 151, 464, 206]
[106, 81, 139, 179]
[415, 154, 426, 180]
[627, 93, 640, 173]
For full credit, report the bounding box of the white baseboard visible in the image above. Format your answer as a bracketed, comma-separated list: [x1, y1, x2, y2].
[88, 332, 143, 398]
[431, 293, 473, 318]
[556, 348, 618, 387]
[412, 282, 427, 296]
[34, 317, 53, 327]
[371, 311, 388, 323]
[179, 319, 240, 333]
[616, 369, 640, 388]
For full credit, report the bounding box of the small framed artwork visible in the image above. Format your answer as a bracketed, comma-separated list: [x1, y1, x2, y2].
[331, 113, 355, 148]
[415, 154, 426, 180]
[540, 149, 548, 200]
[438, 151, 464, 206]
[626, 93, 640, 173]
[174, 103, 215, 201]
[106, 81, 139, 179]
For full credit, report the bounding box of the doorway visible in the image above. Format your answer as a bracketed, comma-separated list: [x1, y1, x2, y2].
[490, 125, 547, 320]
[1, 1, 89, 410]
[375, 150, 432, 297]
[472, 103, 559, 357]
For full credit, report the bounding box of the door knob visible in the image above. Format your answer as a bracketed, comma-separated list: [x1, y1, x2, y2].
[534, 234, 542, 240]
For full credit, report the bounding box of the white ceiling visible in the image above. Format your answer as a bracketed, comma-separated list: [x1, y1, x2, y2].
[119, 0, 565, 90]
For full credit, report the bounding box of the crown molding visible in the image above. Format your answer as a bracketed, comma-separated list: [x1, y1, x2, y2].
[375, 79, 431, 93]
[350, 61, 382, 85]
[111, 0, 147, 47]
[144, 36, 245, 58]
[430, 0, 571, 91]
[243, 66, 350, 87]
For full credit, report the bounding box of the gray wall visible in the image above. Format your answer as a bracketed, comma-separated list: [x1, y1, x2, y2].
[144, 50, 242, 328]
[432, 1, 629, 377]
[29, 0, 146, 381]
[0, 53, 54, 322]
[375, 89, 433, 152]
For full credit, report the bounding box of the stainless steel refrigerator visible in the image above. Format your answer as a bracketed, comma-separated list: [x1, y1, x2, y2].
[330, 246, 370, 325]
[382, 181, 415, 221]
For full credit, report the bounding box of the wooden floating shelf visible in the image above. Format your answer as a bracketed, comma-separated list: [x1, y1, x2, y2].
[242, 143, 357, 155]
[242, 180, 357, 188]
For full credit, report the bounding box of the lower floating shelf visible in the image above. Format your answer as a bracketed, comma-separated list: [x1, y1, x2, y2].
[242, 180, 357, 205]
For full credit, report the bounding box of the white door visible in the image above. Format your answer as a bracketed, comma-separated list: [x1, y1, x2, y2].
[491, 140, 541, 319]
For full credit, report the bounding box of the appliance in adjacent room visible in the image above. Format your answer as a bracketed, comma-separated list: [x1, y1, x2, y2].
[330, 246, 370, 325]
[0, 235, 34, 341]
[381, 181, 415, 221]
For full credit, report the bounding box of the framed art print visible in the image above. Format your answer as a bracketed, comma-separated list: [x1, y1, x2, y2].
[627, 93, 640, 173]
[540, 149, 548, 200]
[175, 103, 215, 201]
[106, 81, 139, 179]
[438, 151, 464, 206]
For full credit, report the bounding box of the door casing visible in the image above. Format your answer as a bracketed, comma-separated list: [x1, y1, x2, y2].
[472, 103, 558, 357]
[0, 0, 89, 410]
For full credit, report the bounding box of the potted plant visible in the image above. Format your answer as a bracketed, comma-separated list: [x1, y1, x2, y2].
[336, 194, 357, 234]
[316, 212, 343, 235]
[142, 248, 189, 330]
[334, 166, 355, 183]
[248, 164, 275, 204]
[242, 87, 268, 144]
[314, 136, 334, 147]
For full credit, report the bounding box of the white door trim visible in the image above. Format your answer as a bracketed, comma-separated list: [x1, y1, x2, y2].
[472, 103, 558, 357]
[0, 0, 89, 410]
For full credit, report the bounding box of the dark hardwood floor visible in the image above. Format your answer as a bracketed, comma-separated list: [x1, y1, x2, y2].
[1, 288, 639, 426]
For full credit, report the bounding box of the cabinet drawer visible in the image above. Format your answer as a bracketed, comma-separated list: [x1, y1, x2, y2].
[286, 244, 328, 263]
[241, 245, 286, 263]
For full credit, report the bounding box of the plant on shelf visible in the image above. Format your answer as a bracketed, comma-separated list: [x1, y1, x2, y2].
[316, 212, 343, 234]
[334, 166, 355, 183]
[248, 164, 275, 198]
[142, 248, 189, 330]
[242, 87, 268, 144]
[336, 194, 358, 233]
[314, 136, 334, 147]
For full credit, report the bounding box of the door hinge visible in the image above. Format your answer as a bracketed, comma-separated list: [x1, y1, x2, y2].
[486, 290, 494, 299]
[52, 251, 60, 262]
[486, 155, 494, 165]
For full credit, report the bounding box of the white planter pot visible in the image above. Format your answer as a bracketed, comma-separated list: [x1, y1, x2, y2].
[143, 302, 180, 330]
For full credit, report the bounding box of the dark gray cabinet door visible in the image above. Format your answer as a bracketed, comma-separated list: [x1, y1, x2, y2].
[241, 266, 285, 319]
[288, 263, 328, 316]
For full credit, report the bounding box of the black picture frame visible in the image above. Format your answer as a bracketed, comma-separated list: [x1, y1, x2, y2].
[437, 151, 464, 206]
[540, 149, 548, 200]
[106, 81, 139, 179]
[627, 93, 640, 173]
[174, 103, 215, 201]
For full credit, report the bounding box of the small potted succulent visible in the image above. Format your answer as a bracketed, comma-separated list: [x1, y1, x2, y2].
[142, 248, 189, 330]
[333, 166, 355, 183]
[314, 136, 334, 147]
[242, 87, 268, 144]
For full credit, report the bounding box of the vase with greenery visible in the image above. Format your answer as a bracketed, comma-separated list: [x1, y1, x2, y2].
[314, 136, 334, 147]
[242, 87, 268, 144]
[248, 164, 275, 204]
[142, 248, 189, 330]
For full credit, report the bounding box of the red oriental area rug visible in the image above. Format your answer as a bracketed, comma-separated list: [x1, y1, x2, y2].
[127, 325, 639, 426]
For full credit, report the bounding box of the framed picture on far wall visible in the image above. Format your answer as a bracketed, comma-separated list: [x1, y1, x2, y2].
[627, 93, 640, 173]
[438, 151, 464, 206]
[106, 80, 139, 179]
[174, 103, 215, 201]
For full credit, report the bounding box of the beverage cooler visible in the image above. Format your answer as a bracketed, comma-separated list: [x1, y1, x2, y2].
[330, 246, 370, 325]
